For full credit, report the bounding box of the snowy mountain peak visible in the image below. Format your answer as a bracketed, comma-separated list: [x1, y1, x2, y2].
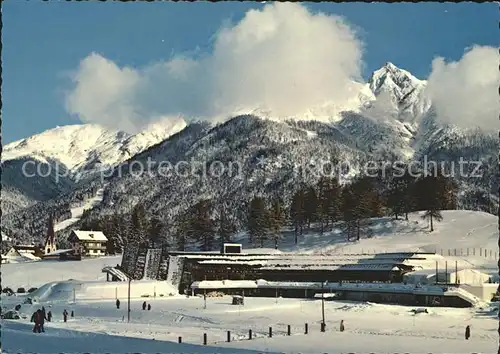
[368, 62, 425, 100]
[2, 119, 186, 178]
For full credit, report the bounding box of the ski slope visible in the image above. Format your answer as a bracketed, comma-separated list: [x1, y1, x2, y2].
[54, 187, 105, 232]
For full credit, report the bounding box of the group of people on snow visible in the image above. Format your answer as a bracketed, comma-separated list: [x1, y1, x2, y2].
[30, 307, 51, 333]
[115, 299, 151, 311]
[30, 306, 73, 332]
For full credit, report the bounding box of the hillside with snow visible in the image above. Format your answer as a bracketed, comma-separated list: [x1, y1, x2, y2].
[1, 62, 497, 246]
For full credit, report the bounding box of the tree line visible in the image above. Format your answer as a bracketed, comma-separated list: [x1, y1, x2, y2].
[78, 165, 458, 254]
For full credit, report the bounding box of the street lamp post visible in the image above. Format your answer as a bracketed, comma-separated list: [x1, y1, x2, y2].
[321, 280, 327, 332]
[127, 278, 131, 323]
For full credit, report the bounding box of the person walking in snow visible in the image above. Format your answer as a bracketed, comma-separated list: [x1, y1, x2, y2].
[339, 320, 345, 332]
[47, 311, 52, 322]
[63, 309, 68, 323]
[71, 310, 74, 318]
[116, 299, 120, 309]
[39, 308, 47, 332]
[465, 325, 470, 340]
[147, 303, 151, 311]
[31, 310, 40, 333]
[142, 301, 147, 310]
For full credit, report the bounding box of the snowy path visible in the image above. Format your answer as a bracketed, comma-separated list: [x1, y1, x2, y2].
[54, 187, 105, 232]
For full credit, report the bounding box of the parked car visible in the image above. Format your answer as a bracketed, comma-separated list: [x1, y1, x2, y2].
[16, 287, 26, 294]
[2, 287, 14, 296]
[1, 310, 21, 320]
[27, 287, 38, 293]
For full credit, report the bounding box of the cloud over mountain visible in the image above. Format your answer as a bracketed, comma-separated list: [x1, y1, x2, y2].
[425, 45, 498, 132]
[64, 3, 365, 132]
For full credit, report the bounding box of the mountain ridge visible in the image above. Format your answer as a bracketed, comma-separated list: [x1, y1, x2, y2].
[1, 62, 496, 245]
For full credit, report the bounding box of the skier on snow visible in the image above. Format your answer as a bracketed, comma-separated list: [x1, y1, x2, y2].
[465, 325, 470, 340]
[142, 301, 146, 310]
[63, 309, 68, 323]
[116, 299, 120, 309]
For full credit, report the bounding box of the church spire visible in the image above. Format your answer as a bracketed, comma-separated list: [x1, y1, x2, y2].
[44, 214, 57, 254]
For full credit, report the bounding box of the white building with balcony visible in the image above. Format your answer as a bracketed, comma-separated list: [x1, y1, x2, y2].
[68, 230, 108, 257]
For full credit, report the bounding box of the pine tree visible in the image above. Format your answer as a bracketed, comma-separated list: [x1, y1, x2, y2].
[304, 186, 319, 229]
[415, 174, 446, 232]
[269, 198, 285, 249]
[189, 200, 216, 251]
[341, 186, 357, 241]
[342, 177, 382, 241]
[290, 188, 306, 244]
[217, 200, 235, 249]
[248, 196, 269, 248]
[148, 217, 163, 248]
[131, 203, 149, 246]
[325, 178, 341, 229]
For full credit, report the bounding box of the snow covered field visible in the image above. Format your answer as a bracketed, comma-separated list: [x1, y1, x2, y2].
[2, 210, 498, 353]
[2, 295, 496, 353]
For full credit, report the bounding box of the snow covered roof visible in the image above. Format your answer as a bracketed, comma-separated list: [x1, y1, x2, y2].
[71, 230, 107, 241]
[44, 249, 74, 256]
[1, 232, 11, 242]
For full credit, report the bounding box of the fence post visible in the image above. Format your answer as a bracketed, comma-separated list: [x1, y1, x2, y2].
[287, 325, 291, 336]
[454, 248, 456, 256]
[178, 336, 182, 344]
[249, 329, 252, 340]
[203, 333, 207, 345]
[305, 323, 308, 334]
[269, 327, 272, 338]
[227, 331, 231, 342]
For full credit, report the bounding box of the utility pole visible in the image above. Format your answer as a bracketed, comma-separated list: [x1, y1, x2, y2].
[321, 281, 327, 332]
[127, 278, 131, 323]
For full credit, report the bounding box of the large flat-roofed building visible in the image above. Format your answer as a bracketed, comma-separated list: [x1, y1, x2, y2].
[68, 230, 108, 257]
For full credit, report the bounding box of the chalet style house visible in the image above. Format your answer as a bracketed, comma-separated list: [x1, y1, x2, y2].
[68, 230, 108, 257]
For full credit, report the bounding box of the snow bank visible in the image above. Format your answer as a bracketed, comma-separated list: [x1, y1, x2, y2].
[2, 255, 122, 289]
[28, 279, 178, 302]
[2, 321, 268, 354]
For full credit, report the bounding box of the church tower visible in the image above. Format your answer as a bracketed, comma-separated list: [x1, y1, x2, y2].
[44, 214, 57, 255]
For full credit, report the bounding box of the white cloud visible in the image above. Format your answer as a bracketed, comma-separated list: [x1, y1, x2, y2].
[65, 53, 143, 133]
[425, 45, 499, 132]
[64, 3, 364, 132]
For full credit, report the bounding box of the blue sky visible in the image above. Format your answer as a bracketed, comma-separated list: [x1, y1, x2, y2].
[3, 2, 497, 144]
